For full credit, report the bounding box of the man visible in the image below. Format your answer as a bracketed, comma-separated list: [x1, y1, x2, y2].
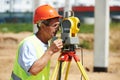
[11, 4, 63, 80]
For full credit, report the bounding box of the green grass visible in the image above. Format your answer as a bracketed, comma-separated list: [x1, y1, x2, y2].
[80, 22, 120, 33]
[0, 22, 119, 33]
[0, 23, 94, 33]
[110, 22, 120, 30]
[79, 23, 94, 33]
[0, 23, 33, 33]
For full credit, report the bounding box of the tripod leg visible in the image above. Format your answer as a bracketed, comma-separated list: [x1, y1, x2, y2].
[51, 61, 60, 80]
[76, 61, 89, 80]
[51, 60, 67, 80]
[57, 61, 62, 80]
[64, 61, 71, 80]
[56, 61, 67, 80]
[62, 62, 67, 73]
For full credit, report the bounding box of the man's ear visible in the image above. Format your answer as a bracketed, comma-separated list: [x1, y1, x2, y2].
[37, 23, 40, 28]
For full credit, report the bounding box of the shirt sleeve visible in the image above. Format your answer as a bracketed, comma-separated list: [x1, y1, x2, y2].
[18, 40, 37, 74]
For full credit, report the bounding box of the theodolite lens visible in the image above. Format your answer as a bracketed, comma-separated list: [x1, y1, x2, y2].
[77, 22, 80, 28]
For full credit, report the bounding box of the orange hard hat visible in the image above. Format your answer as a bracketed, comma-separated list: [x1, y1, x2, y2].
[33, 4, 62, 24]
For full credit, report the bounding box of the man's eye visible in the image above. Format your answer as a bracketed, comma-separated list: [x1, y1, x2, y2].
[52, 24, 60, 27]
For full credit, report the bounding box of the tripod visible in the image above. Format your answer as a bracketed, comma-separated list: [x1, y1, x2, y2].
[50, 45, 89, 80]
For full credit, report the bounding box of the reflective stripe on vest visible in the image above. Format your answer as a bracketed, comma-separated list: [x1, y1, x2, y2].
[11, 35, 50, 80]
[11, 72, 21, 80]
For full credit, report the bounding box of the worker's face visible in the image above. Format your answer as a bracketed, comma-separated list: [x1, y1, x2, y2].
[43, 18, 60, 39]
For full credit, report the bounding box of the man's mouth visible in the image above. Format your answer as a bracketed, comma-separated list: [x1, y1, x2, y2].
[53, 30, 58, 36]
[53, 32, 57, 36]
[53, 28, 59, 36]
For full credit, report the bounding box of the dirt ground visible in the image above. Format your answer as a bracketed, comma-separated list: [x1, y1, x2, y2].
[0, 32, 120, 80]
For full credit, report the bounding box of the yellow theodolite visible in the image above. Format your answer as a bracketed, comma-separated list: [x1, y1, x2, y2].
[50, 11, 89, 80]
[61, 11, 80, 46]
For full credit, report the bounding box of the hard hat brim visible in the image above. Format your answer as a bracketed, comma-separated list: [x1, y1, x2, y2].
[53, 15, 63, 19]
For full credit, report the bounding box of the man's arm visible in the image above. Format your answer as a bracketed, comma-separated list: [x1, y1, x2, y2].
[29, 39, 63, 75]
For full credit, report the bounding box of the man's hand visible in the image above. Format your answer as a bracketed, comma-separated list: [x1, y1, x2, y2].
[48, 39, 63, 54]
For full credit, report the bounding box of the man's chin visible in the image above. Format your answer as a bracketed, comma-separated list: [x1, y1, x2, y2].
[53, 33, 57, 36]
[50, 35, 55, 39]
